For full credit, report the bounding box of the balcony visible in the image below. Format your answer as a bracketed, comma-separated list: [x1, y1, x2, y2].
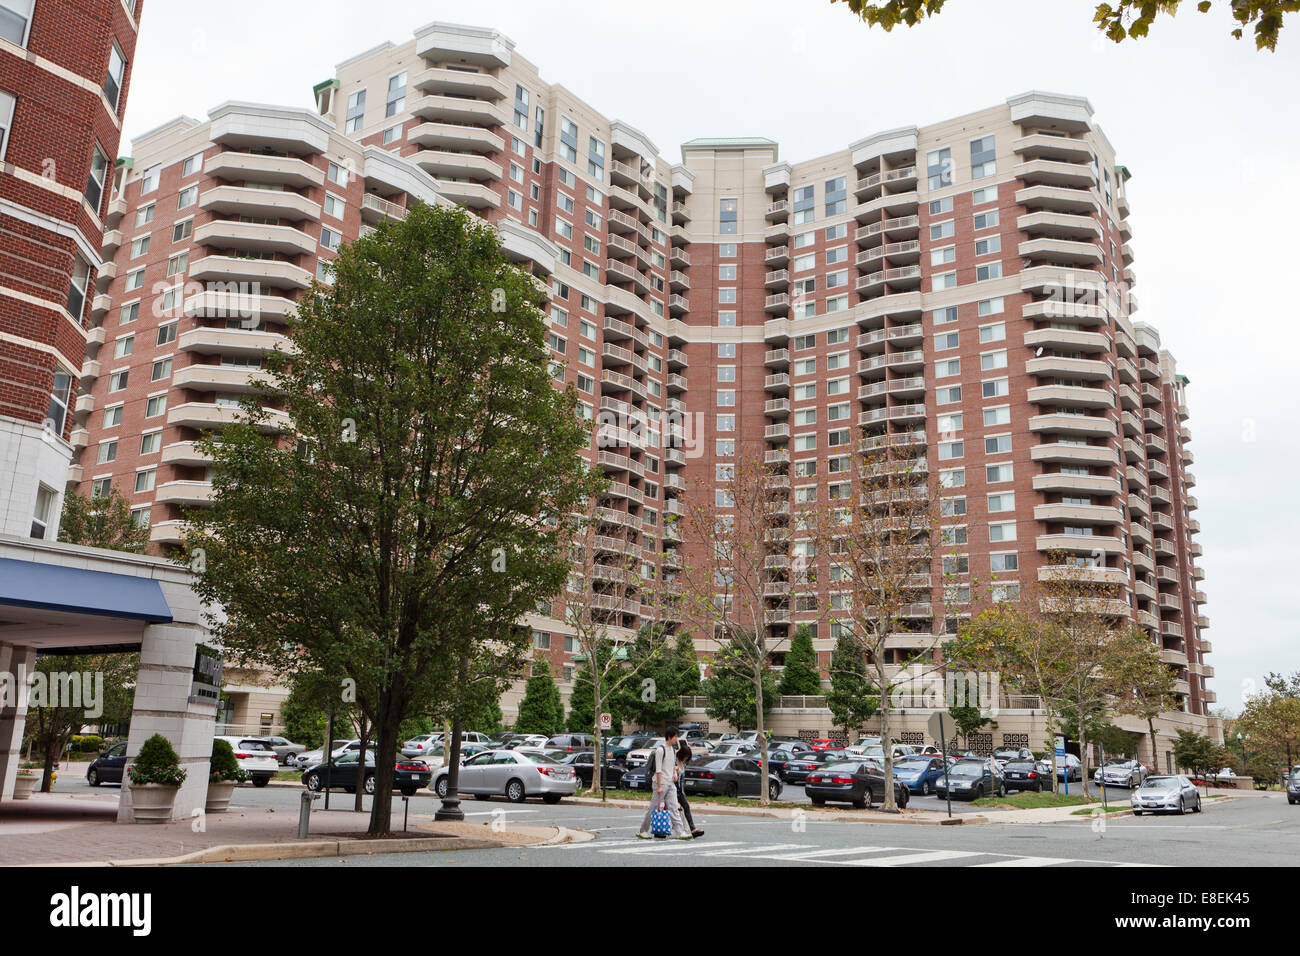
[199, 184, 320, 221]
[189, 255, 313, 291]
[1035, 533, 1123, 555]
[765, 293, 790, 314]
[101, 229, 122, 256]
[669, 246, 690, 268]
[91, 293, 112, 319]
[1022, 327, 1110, 354]
[764, 398, 790, 418]
[150, 521, 186, 546]
[194, 219, 317, 257]
[80, 359, 101, 382]
[167, 401, 289, 433]
[205, 151, 326, 188]
[1019, 237, 1104, 266]
[856, 265, 921, 294]
[1030, 442, 1118, 466]
[668, 294, 690, 316]
[1014, 158, 1096, 189]
[411, 66, 508, 100]
[1021, 300, 1109, 326]
[765, 199, 789, 222]
[764, 245, 790, 265]
[172, 363, 273, 394]
[410, 92, 506, 127]
[179, 326, 291, 358]
[435, 181, 502, 210]
[161, 440, 214, 467]
[1033, 503, 1123, 526]
[764, 373, 790, 393]
[1029, 413, 1116, 438]
[855, 215, 919, 245]
[764, 423, 790, 443]
[360, 193, 407, 224]
[410, 149, 503, 182]
[184, 290, 298, 324]
[1015, 183, 1097, 215]
[69, 427, 89, 449]
[155, 480, 215, 507]
[408, 121, 504, 154]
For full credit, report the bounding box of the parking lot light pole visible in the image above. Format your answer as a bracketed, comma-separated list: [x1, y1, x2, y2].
[435, 654, 469, 822]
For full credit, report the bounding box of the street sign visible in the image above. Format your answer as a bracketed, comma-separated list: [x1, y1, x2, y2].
[926, 710, 945, 745]
[599, 712, 612, 730]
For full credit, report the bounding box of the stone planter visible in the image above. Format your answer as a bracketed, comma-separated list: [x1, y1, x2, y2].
[205, 779, 237, 813]
[12, 774, 39, 800]
[129, 782, 180, 823]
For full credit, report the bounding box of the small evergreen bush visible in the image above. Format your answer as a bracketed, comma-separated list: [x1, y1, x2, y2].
[209, 737, 249, 783]
[127, 733, 187, 787]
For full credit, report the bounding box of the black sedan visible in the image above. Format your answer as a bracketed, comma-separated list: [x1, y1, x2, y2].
[765, 748, 803, 781]
[619, 765, 651, 791]
[682, 756, 782, 801]
[934, 759, 1007, 800]
[783, 750, 851, 784]
[805, 761, 910, 809]
[301, 751, 432, 796]
[1002, 759, 1053, 792]
[86, 741, 128, 786]
[559, 751, 625, 789]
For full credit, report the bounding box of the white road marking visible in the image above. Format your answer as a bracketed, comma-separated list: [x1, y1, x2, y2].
[696, 843, 810, 857]
[603, 840, 748, 855]
[840, 849, 984, 866]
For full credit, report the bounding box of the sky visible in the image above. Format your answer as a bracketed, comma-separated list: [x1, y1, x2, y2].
[121, 0, 1300, 714]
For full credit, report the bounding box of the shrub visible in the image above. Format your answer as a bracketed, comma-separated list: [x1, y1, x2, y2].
[127, 733, 187, 787]
[209, 738, 249, 783]
[72, 734, 105, 753]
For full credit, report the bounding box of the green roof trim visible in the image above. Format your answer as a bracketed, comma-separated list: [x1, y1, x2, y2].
[681, 136, 778, 149]
[1176, 374, 1190, 385]
[312, 78, 339, 94]
[115, 157, 133, 169]
[1115, 164, 1132, 181]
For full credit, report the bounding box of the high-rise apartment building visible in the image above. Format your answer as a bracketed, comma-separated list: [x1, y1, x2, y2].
[1, 0, 140, 539]
[77, 21, 1215, 752]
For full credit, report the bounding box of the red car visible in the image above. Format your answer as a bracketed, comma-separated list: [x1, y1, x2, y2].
[809, 739, 836, 751]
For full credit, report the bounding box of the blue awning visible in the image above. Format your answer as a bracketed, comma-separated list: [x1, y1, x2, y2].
[0, 557, 173, 623]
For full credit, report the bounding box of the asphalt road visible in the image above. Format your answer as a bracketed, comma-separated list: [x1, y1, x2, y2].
[194, 786, 1297, 868]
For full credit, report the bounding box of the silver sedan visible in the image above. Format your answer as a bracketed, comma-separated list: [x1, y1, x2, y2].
[1131, 775, 1202, 815]
[430, 748, 578, 804]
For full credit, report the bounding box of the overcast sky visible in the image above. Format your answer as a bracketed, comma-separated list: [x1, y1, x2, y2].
[122, 0, 1299, 714]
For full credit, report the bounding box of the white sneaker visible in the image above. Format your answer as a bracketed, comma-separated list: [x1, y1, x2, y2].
[636, 832, 651, 839]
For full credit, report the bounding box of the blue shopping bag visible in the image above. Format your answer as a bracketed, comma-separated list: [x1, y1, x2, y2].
[650, 808, 671, 837]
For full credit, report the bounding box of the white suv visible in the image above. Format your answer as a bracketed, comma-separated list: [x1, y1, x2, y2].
[214, 736, 279, 787]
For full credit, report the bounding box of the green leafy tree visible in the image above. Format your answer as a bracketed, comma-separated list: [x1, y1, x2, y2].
[778, 625, 823, 697]
[831, 0, 1295, 51]
[702, 640, 779, 732]
[1237, 673, 1300, 781]
[58, 485, 150, 552]
[614, 628, 687, 731]
[825, 630, 877, 739]
[185, 202, 602, 834]
[515, 658, 564, 736]
[673, 632, 701, 697]
[1172, 729, 1227, 780]
[947, 674, 991, 748]
[25, 653, 137, 792]
[567, 641, 625, 734]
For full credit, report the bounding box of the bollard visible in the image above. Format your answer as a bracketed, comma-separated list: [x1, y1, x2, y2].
[298, 789, 322, 839]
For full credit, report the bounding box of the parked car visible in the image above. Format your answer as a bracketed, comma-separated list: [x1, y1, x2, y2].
[301, 752, 431, 796]
[545, 733, 593, 753]
[1094, 759, 1150, 788]
[1287, 769, 1300, 805]
[401, 734, 442, 758]
[1131, 775, 1202, 815]
[770, 738, 813, 754]
[709, 741, 759, 759]
[783, 750, 849, 784]
[1042, 753, 1083, 781]
[431, 749, 577, 804]
[765, 748, 801, 782]
[251, 736, 305, 766]
[624, 738, 666, 769]
[214, 736, 279, 787]
[857, 743, 918, 762]
[682, 756, 782, 801]
[86, 741, 128, 786]
[805, 760, 910, 809]
[992, 747, 1034, 768]
[619, 764, 651, 791]
[892, 756, 949, 795]
[295, 738, 368, 769]
[846, 736, 882, 754]
[809, 738, 837, 751]
[1003, 758, 1053, 792]
[608, 735, 657, 763]
[934, 759, 1007, 800]
[558, 751, 625, 790]
[504, 734, 550, 750]
[687, 739, 713, 757]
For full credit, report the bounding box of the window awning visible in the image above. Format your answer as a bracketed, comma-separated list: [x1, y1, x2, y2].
[0, 557, 173, 623]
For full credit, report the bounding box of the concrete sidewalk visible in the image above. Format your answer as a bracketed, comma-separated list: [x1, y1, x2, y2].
[0, 791, 565, 866]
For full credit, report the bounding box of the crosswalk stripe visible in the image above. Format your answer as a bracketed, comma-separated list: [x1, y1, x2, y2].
[840, 849, 983, 866]
[546, 838, 647, 850]
[971, 856, 1073, 867]
[749, 846, 905, 861]
[696, 843, 810, 857]
[603, 840, 748, 855]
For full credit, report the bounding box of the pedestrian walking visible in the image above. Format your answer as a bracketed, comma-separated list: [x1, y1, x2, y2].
[636, 726, 691, 839]
[676, 740, 704, 838]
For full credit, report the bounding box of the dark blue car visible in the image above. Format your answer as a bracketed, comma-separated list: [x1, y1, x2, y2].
[892, 756, 948, 795]
[86, 741, 127, 786]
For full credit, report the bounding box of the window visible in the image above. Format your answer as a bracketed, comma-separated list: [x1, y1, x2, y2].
[983, 405, 1011, 427]
[0, 90, 15, 162]
[719, 197, 738, 234]
[166, 252, 187, 276]
[974, 209, 999, 231]
[970, 135, 996, 179]
[972, 185, 997, 205]
[383, 125, 401, 146]
[716, 414, 735, 431]
[931, 246, 956, 267]
[792, 184, 815, 224]
[987, 463, 1014, 483]
[985, 435, 1012, 454]
[717, 343, 736, 358]
[587, 136, 605, 180]
[46, 372, 70, 435]
[941, 498, 967, 517]
[108, 369, 128, 392]
[112, 334, 133, 359]
[929, 196, 954, 216]
[66, 256, 90, 319]
[119, 302, 138, 324]
[988, 492, 1015, 512]
[927, 147, 952, 190]
[385, 71, 407, 118]
[140, 164, 160, 194]
[935, 330, 959, 351]
[939, 467, 965, 489]
[975, 235, 1000, 256]
[936, 385, 962, 405]
[130, 235, 149, 258]
[104, 42, 126, 111]
[559, 117, 577, 163]
[938, 440, 964, 460]
[30, 485, 54, 539]
[719, 243, 737, 258]
[933, 271, 957, 292]
[941, 526, 968, 545]
[717, 389, 735, 406]
[323, 194, 345, 219]
[981, 350, 1008, 371]
[989, 521, 1017, 542]
[990, 553, 1018, 572]
[976, 262, 1002, 281]
[134, 468, 156, 493]
[982, 377, 1009, 398]
[716, 439, 735, 456]
[86, 145, 109, 211]
[934, 306, 957, 325]
[102, 403, 123, 428]
[151, 356, 172, 381]
[794, 409, 816, 426]
[327, 161, 348, 186]
[0, 0, 33, 46]
[979, 322, 1005, 343]
[824, 176, 846, 217]
[935, 358, 960, 378]
[96, 440, 117, 464]
[321, 227, 341, 251]
[718, 288, 736, 304]
[172, 218, 192, 242]
[145, 394, 166, 418]
[344, 89, 366, 133]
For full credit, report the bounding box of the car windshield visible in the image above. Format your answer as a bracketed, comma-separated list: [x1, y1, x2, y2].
[895, 758, 932, 769]
[238, 740, 272, 751]
[1140, 777, 1178, 790]
[518, 751, 561, 764]
[950, 764, 984, 777]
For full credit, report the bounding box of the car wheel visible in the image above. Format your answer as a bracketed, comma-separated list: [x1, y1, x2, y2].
[1133, 810, 1143, 816]
[726, 782, 739, 798]
[1179, 796, 1188, 814]
[921, 781, 930, 796]
[363, 775, 376, 795]
[768, 780, 781, 801]
[810, 796, 825, 806]
[434, 777, 449, 798]
[1034, 781, 1043, 792]
[543, 793, 562, 805]
[252, 775, 270, 788]
[87, 769, 99, 787]
[1193, 795, 1202, 813]
[305, 773, 322, 792]
[506, 778, 526, 803]
[974, 785, 984, 800]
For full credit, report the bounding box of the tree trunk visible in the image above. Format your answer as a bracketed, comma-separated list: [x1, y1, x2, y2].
[40, 732, 60, 794]
[368, 687, 405, 835]
[1147, 716, 1158, 771]
[754, 666, 769, 806]
[590, 677, 603, 798]
[877, 661, 896, 812]
[354, 718, 369, 814]
[1047, 709, 1060, 796]
[1078, 717, 1090, 800]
